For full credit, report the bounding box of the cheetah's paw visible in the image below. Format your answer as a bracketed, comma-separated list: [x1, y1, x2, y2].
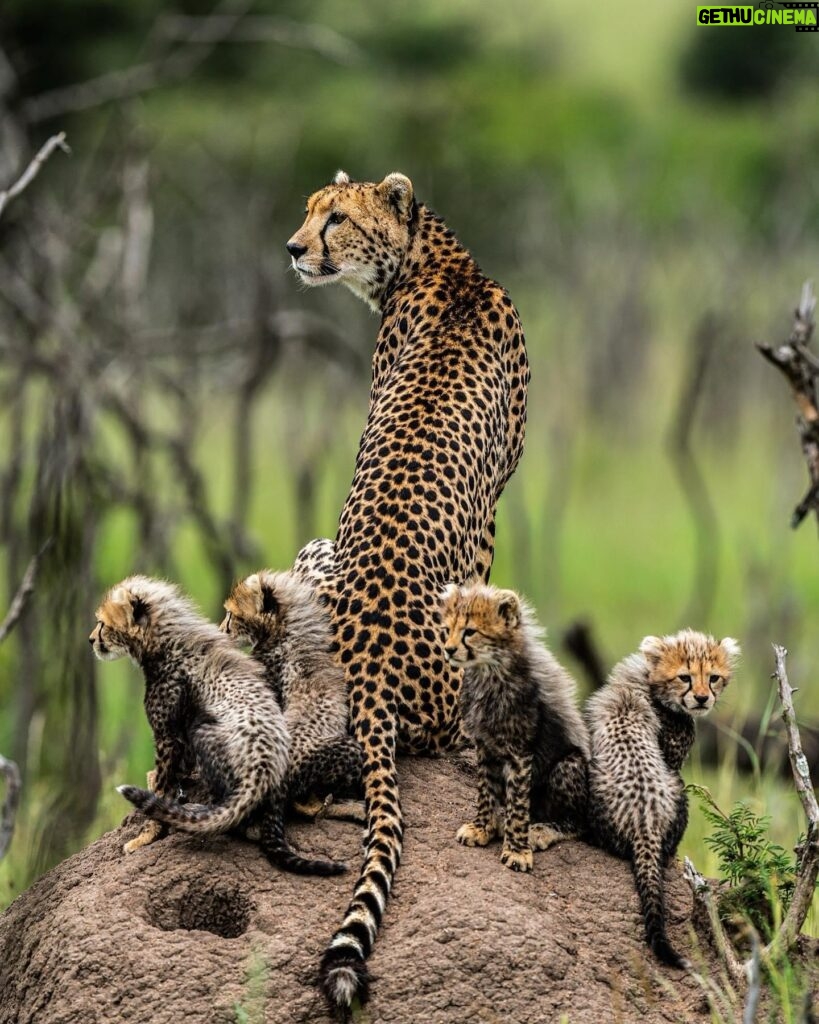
[500, 845, 533, 872]
[456, 821, 496, 847]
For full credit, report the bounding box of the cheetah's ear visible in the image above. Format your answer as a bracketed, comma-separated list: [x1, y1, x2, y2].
[639, 635, 664, 666]
[260, 583, 279, 616]
[333, 169, 351, 185]
[719, 637, 741, 670]
[496, 590, 520, 630]
[378, 172, 414, 220]
[130, 597, 150, 629]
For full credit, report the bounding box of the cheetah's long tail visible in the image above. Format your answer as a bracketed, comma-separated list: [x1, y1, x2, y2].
[318, 741, 403, 1013]
[632, 835, 688, 969]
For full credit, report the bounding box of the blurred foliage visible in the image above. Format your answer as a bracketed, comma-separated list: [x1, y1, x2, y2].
[679, 22, 804, 102]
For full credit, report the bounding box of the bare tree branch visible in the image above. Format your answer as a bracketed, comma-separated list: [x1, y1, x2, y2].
[742, 934, 761, 1024]
[21, 4, 361, 123]
[666, 313, 720, 625]
[757, 282, 819, 533]
[0, 133, 69, 220]
[156, 14, 364, 65]
[683, 855, 746, 987]
[0, 540, 52, 645]
[768, 644, 819, 956]
[0, 755, 21, 861]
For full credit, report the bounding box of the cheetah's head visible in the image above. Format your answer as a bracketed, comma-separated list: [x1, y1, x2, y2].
[640, 629, 740, 716]
[89, 575, 179, 662]
[440, 581, 523, 667]
[220, 570, 285, 647]
[286, 170, 416, 309]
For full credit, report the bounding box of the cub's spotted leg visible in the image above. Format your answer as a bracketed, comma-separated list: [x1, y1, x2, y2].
[529, 823, 574, 851]
[456, 745, 503, 847]
[500, 751, 533, 872]
[528, 749, 589, 852]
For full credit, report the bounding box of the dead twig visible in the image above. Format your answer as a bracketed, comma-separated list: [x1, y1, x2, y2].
[685, 645, 819, 993]
[742, 933, 761, 1024]
[0, 754, 21, 861]
[0, 133, 70, 221]
[768, 644, 819, 956]
[757, 282, 819, 533]
[0, 539, 52, 645]
[683, 855, 746, 987]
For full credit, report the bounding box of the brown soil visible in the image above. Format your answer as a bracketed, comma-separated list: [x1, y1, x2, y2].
[0, 755, 725, 1023]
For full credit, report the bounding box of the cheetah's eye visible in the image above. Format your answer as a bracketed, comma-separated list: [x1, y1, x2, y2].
[678, 673, 692, 684]
[709, 674, 721, 685]
[327, 211, 347, 226]
[462, 628, 476, 639]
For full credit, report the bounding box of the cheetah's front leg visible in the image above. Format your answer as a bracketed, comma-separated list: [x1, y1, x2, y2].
[456, 745, 503, 847]
[500, 751, 533, 872]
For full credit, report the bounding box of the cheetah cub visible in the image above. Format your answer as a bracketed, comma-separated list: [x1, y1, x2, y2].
[586, 629, 740, 968]
[441, 582, 590, 873]
[221, 570, 364, 823]
[90, 575, 346, 876]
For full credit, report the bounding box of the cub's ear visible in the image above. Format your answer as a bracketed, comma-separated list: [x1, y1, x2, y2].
[260, 583, 279, 616]
[496, 591, 520, 630]
[719, 637, 741, 669]
[131, 597, 150, 629]
[378, 172, 414, 220]
[333, 169, 351, 185]
[639, 635, 665, 665]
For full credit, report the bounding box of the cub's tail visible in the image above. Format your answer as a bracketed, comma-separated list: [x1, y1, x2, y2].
[632, 835, 688, 969]
[259, 806, 347, 877]
[117, 770, 264, 835]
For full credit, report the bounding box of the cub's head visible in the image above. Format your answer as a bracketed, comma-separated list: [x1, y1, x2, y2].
[286, 170, 417, 307]
[221, 571, 286, 647]
[640, 629, 740, 716]
[89, 576, 159, 662]
[440, 582, 523, 667]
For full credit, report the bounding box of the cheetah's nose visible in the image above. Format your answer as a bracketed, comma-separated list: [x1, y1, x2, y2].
[444, 646, 456, 661]
[694, 694, 709, 706]
[286, 240, 307, 259]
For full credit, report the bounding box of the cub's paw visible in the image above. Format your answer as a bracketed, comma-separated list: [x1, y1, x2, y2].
[456, 821, 495, 847]
[529, 824, 571, 851]
[123, 820, 165, 854]
[500, 845, 533, 873]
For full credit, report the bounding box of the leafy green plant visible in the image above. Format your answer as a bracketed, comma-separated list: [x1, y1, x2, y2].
[689, 785, 797, 939]
[232, 950, 269, 1024]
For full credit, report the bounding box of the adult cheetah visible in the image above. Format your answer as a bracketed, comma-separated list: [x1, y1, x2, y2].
[286, 170, 529, 1011]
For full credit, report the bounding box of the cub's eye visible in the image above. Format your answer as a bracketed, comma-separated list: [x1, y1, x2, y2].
[462, 628, 476, 639]
[678, 673, 692, 684]
[709, 674, 721, 685]
[327, 211, 347, 226]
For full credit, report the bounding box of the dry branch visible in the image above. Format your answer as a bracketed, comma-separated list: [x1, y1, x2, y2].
[769, 644, 819, 955]
[0, 540, 52, 645]
[757, 282, 819, 533]
[21, 3, 360, 122]
[0, 133, 69, 220]
[685, 643, 819, 990]
[0, 755, 21, 861]
[683, 856, 746, 986]
[666, 313, 720, 625]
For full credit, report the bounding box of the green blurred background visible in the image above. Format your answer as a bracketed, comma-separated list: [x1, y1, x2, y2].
[0, 0, 818, 926]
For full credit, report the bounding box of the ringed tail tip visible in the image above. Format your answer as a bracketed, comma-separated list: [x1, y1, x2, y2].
[320, 947, 371, 1013]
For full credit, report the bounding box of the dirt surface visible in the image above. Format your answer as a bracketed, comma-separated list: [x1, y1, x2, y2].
[0, 755, 722, 1024]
